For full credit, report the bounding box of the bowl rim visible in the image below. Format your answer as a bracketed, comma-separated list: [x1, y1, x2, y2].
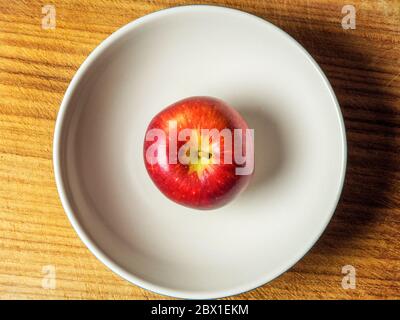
[53, 4, 347, 299]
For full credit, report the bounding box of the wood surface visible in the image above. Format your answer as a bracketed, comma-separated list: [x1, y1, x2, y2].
[0, 0, 399, 300]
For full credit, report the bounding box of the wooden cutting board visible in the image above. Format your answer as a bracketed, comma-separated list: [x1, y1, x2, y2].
[0, 0, 399, 299]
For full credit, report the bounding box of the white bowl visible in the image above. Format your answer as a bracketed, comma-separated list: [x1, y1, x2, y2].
[53, 5, 347, 299]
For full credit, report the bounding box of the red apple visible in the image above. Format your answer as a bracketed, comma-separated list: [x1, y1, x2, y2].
[143, 96, 253, 210]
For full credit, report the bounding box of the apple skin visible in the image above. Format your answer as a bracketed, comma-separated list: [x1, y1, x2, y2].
[143, 96, 253, 210]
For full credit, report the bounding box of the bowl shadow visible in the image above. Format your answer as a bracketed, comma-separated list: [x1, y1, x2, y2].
[230, 19, 399, 261]
[274, 22, 400, 259]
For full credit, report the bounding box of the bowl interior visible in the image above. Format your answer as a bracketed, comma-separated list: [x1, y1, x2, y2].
[55, 6, 346, 298]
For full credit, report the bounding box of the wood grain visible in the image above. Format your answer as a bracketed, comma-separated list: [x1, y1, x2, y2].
[0, 0, 399, 299]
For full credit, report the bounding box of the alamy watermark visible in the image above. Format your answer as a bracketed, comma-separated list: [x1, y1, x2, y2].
[42, 4, 56, 30]
[42, 265, 56, 289]
[145, 121, 254, 176]
[341, 265, 356, 289]
[40, 4, 357, 31]
[341, 5, 356, 29]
